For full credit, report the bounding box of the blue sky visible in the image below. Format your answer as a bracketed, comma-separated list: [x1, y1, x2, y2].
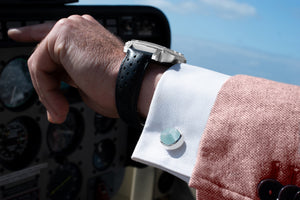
[75, 0, 300, 86]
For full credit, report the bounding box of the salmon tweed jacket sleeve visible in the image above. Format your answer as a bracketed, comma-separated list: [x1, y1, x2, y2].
[189, 75, 300, 200]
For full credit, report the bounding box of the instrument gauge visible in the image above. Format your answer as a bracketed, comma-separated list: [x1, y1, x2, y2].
[0, 117, 41, 170]
[93, 139, 116, 171]
[0, 57, 36, 110]
[47, 163, 82, 200]
[94, 113, 115, 134]
[47, 108, 84, 156]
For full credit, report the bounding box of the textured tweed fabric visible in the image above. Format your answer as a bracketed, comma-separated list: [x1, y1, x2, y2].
[189, 75, 300, 200]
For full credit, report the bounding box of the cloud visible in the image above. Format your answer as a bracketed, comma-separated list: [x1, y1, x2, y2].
[76, 0, 256, 19]
[134, 0, 256, 19]
[199, 0, 256, 19]
[172, 36, 300, 86]
[134, 0, 199, 14]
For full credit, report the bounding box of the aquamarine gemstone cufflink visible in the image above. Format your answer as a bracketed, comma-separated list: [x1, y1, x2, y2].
[160, 128, 184, 150]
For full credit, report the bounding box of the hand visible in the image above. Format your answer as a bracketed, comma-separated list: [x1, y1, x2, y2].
[8, 15, 125, 123]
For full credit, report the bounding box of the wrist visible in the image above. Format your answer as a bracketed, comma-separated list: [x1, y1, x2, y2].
[115, 40, 185, 129]
[137, 62, 167, 118]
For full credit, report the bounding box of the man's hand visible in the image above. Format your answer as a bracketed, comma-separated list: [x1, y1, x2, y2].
[8, 15, 125, 123]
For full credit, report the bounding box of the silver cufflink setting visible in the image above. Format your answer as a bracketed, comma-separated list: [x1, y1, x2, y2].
[160, 128, 184, 150]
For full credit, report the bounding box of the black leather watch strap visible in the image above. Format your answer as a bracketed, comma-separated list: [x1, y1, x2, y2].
[115, 48, 152, 129]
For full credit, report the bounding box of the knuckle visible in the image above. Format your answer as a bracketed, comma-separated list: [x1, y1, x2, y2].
[52, 18, 71, 40]
[47, 18, 73, 62]
[54, 15, 79, 33]
[56, 17, 69, 26]
[82, 14, 94, 20]
[53, 40, 66, 62]
[67, 14, 82, 20]
[82, 14, 91, 18]
[54, 18, 72, 34]
[27, 56, 35, 71]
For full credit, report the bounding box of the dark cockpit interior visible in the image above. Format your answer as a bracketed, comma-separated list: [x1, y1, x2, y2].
[0, 1, 196, 199]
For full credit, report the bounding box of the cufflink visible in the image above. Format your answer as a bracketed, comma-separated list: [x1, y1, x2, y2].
[160, 128, 184, 150]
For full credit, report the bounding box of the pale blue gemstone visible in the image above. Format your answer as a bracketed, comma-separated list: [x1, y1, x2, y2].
[160, 128, 181, 146]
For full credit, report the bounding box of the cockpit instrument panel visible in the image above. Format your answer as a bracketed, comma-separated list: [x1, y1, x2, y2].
[0, 4, 171, 200]
[0, 57, 35, 111]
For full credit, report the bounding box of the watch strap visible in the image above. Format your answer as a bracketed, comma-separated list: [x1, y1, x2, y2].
[115, 48, 152, 129]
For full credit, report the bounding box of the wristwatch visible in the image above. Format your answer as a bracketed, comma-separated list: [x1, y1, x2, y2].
[115, 40, 186, 129]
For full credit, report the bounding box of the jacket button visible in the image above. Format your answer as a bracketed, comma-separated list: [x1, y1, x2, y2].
[294, 191, 300, 200]
[278, 185, 300, 200]
[258, 179, 283, 200]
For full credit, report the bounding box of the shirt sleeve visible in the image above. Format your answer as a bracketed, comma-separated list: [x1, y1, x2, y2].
[131, 63, 230, 182]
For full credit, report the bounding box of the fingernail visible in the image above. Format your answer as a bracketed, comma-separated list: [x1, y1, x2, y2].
[7, 28, 22, 35]
[47, 110, 56, 123]
[47, 110, 66, 124]
[8, 28, 21, 32]
[47, 110, 61, 124]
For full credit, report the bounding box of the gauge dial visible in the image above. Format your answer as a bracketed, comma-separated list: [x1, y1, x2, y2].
[0, 117, 41, 170]
[94, 113, 115, 134]
[0, 57, 36, 110]
[93, 139, 116, 171]
[47, 163, 82, 200]
[47, 108, 84, 156]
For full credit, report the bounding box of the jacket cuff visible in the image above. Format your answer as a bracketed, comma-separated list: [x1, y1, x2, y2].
[190, 75, 300, 199]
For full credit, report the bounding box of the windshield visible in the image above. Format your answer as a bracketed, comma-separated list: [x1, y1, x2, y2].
[75, 0, 300, 86]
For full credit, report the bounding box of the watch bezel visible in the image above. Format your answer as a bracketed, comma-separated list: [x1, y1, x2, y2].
[124, 40, 186, 64]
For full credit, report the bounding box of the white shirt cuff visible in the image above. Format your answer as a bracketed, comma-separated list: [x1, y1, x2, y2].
[132, 63, 230, 182]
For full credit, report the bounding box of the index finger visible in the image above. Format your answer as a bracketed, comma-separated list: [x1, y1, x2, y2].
[7, 21, 56, 42]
